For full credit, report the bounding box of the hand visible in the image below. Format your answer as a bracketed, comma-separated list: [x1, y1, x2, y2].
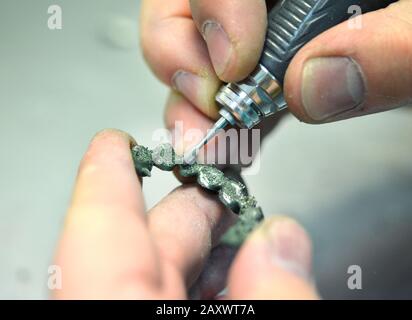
[53, 129, 318, 299]
[140, 0, 283, 159]
[140, 0, 412, 141]
[284, 0, 412, 123]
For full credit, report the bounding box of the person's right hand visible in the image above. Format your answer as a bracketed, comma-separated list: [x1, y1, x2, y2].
[140, 0, 412, 153]
[140, 0, 282, 158]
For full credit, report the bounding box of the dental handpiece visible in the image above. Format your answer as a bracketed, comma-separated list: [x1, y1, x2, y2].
[185, 0, 396, 163]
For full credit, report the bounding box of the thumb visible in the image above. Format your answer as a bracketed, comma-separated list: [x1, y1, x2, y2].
[189, 0, 268, 82]
[284, 1, 412, 123]
[227, 216, 319, 300]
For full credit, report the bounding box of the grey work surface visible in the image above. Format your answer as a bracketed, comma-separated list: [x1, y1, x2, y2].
[1, 0, 411, 299]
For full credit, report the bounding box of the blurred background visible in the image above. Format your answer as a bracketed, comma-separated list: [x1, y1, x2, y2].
[1, 0, 412, 299]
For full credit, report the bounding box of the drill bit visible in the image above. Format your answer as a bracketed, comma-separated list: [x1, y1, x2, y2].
[183, 116, 230, 164]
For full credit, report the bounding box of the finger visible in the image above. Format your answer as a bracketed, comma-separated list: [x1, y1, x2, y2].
[228, 216, 319, 300]
[148, 184, 237, 291]
[284, 1, 412, 124]
[189, 0, 268, 82]
[140, 0, 221, 118]
[54, 129, 161, 299]
[189, 244, 238, 300]
[70, 129, 143, 215]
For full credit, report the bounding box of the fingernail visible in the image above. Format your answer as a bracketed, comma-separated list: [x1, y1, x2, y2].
[202, 21, 232, 77]
[301, 57, 366, 121]
[259, 217, 312, 280]
[172, 70, 203, 107]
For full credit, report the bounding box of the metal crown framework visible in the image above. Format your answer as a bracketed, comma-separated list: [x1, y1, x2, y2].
[131, 143, 264, 247]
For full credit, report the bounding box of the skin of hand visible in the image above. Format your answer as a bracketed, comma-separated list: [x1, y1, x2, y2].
[140, 0, 412, 152]
[52, 129, 319, 300]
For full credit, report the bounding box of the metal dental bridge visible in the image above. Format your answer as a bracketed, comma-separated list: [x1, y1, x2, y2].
[131, 143, 264, 247]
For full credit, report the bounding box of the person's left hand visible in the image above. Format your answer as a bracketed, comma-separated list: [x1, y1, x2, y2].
[53, 129, 318, 300]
